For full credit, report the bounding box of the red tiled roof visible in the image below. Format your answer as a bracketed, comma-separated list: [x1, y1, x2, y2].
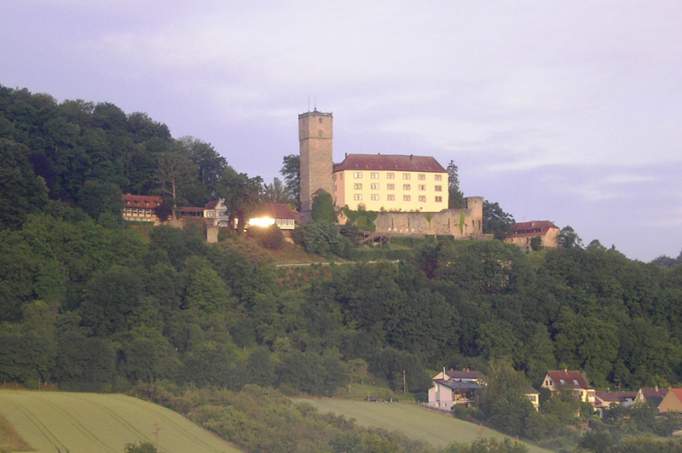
[596, 391, 637, 402]
[205, 200, 219, 209]
[508, 220, 559, 238]
[122, 194, 163, 209]
[547, 370, 591, 390]
[252, 203, 299, 220]
[333, 154, 447, 173]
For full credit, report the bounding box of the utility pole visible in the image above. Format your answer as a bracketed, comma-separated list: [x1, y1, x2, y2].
[402, 369, 407, 393]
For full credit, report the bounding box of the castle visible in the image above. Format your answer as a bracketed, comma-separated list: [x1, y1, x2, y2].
[298, 110, 485, 238]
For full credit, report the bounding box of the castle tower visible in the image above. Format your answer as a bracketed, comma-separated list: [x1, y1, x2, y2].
[299, 110, 334, 212]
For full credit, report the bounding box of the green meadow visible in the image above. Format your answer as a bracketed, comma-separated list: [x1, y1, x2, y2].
[297, 398, 550, 453]
[0, 390, 241, 453]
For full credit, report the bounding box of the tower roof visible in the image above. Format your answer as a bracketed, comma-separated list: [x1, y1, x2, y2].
[298, 110, 333, 119]
[333, 153, 447, 173]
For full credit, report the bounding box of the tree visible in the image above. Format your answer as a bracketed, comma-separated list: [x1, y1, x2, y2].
[557, 225, 583, 249]
[0, 138, 48, 228]
[262, 177, 292, 203]
[77, 179, 122, 220]
[311, 190, 335, 224]
[156, 149, 197, 210]
[529, 236, 542, 251]
[216, 166, 262, 231]
[483, 201, 514, 240]
[280, 154, 300, 209]
[447, 160, 465, 209]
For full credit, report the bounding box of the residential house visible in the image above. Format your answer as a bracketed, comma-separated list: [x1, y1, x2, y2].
[525, 387, 540, 411]
[122, 194, 163, 223]
[594, 391, 637, 414]
[541, 370, 596, 404]
[635, 387, 668, 407]
[657, 388, 682, 413]
[431, 368, 485, 384]
[505, 221, 560, 251]
[247, 203, 299, 231]
[427, 379, 481, 411]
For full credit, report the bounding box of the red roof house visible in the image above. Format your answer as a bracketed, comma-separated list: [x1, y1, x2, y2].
[542, 370, 596, 404]
[505, 220, 560, 251]
[333, 154, 447, 173]
[122, 194, 163, 223]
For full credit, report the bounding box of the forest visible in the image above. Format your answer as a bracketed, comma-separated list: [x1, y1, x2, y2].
[2, 85, 682, 452]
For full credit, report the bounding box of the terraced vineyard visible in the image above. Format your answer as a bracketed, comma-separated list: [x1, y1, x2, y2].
[0, 390, 241, 453]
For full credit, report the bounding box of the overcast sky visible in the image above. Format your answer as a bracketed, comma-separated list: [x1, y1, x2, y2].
[1, 0, 681, 260]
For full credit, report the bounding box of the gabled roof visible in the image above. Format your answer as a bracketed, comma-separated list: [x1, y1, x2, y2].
[251, 203, 299, 220]
[640, 387, 668, 399]
[508, 221, 558, 238]
[596, 391, 637, 403]
[546, 370, 591, 390]
[205, 200, 219, 209]
[670, 388, 682, 402]
[446, 369, 485, 380]
[333, 154, 447, 173]
[122, 193, 163, 208]
[434, 379, 481, 391]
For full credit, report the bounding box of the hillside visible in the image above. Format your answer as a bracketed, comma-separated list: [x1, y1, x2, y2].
[297, 398, 549, 453]
[0, 390, 241, 453]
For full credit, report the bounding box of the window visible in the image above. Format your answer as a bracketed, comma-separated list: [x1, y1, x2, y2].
[387, 194, 395, 201]
[402, 173, 411, 180]
[403, 195, 411, 201]
[418, 174, 426, 180]
[386, 172, 395, 179]
[418, 195, 426, 203]
[387, 183, 395, 190]
[434, 174, 442, 181]
[403, 184, 411, 191]
[435, 196, 443, 203]
[353, 194, 363, 201]
[354, 183, 362, 190]
[370, 172, 379, 179]
[354, 172, 362, 179]
[370, 183, 379, 190]
[318, 117, 323, 123]
[434, 185, 442, 192]
[418, 184, 426, 191]
[370, 194, 380, 201]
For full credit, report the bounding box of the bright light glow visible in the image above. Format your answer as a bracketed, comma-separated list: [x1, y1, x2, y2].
[248, 216, 275, 228]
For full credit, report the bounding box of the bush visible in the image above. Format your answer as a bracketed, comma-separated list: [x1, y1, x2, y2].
[293, 222, 351, 257]
[124, 442, 158, 453]
[248, 225, 284, 250]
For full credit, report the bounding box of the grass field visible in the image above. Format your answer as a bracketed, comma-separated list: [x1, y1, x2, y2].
[0, 390, 241, 453]
[297, 398, 551, 453]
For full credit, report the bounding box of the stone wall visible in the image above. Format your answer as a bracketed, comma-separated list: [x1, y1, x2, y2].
[373, 196, 485, 238]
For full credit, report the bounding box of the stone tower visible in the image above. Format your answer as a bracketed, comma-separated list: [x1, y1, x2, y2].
[299, 110, 333, 212]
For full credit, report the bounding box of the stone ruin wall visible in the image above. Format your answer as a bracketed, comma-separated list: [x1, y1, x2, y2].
[373, 196, 485, 238]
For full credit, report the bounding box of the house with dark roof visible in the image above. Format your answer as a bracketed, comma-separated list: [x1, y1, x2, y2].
[541, 370, 596, 404]
[594, 391, 637, 412]
[635, 387, 668, 407]
[432, 368, 485, 385]
[505, 220, 560, 251]
[427, 378, 482, 411]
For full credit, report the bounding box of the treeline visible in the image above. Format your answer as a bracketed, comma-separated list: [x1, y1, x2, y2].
[0, 85, 266, 229]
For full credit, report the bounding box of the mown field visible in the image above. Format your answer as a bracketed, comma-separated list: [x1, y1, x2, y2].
[297, 398, 551, 453]
[0, 390, 241, 453]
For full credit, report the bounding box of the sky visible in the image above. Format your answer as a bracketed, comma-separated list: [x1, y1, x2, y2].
[1, 0, 681, 260]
